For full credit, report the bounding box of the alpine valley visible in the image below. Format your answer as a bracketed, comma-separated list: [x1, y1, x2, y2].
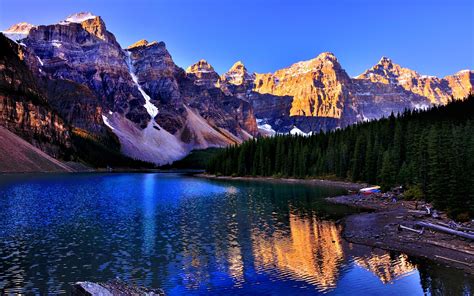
[1, 12, 472, 168]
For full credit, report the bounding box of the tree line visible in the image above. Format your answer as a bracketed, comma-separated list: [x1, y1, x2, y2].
[207, 96, 474, 218]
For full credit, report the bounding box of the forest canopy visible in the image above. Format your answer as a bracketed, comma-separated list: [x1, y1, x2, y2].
[207, 96, 474, 217]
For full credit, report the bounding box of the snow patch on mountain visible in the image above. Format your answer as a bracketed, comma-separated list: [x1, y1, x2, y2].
[125, 51, 159, 118]
[101, 114, 115, 130]
[51, 40, 62, 48]
[2, 22, 34, 42]
[290, 126, 311, 136]
[62, 12, 97, 24]
[1, 33, 27, 43]
[256, 119, 276, 136]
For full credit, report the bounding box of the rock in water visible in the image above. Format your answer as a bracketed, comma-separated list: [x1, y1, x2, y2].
[72, 280, 165, 296]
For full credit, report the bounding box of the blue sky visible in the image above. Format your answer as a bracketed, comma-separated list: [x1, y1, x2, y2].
[1, 0, 472, 77]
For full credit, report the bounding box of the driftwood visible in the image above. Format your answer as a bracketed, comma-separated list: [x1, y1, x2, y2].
[398, 224, 424, 234]
[436, 221, 474, 233]
[415, 221, 474, 240]
[434, 255, 472, 266]
[425, 239, 474, 256]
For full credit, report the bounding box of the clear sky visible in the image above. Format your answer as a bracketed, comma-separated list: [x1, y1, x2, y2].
[1, 0, 473, 77]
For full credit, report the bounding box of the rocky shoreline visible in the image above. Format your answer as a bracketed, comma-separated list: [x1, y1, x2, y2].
[327, 194, 474, 274]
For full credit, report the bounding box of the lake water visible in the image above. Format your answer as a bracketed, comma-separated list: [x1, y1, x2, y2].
[0, 173, 472, 295]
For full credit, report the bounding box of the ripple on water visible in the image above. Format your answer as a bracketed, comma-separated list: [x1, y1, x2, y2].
[0, 173, 472, 295]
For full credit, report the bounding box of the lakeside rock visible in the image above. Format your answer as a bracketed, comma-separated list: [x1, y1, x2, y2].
[72, 280, 165, 296]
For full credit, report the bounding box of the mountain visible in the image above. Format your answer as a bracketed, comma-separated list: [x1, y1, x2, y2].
[356, 57, 473, 105]
[0, 126, 73, 172]
[2, 12, 257, 165]
[1, 12, 472, 166]
[238, 54, 472, 134]
[0, 34, 71, 158]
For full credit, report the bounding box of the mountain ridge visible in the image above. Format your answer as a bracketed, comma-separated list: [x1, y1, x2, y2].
[1, 13, 472, 166]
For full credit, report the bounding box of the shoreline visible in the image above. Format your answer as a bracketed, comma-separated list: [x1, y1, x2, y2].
[327, 194, 474, 275]
[0, 169, 205, 175]
[194, 173, 367, 190]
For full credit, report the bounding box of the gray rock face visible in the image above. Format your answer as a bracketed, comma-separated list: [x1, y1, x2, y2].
[127, 40, 185, 133]
[186, 59, 221, 88]
[128, 43, 258, 141]
[9, 14, 260, 164]
[23, 15, 150, 129]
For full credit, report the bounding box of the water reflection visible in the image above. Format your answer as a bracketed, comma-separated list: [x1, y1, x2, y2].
[352, 252, 416, 284]
[142, 173, 156, 256]
[251, 213, 344, 291]
[0, 173, 471, 295]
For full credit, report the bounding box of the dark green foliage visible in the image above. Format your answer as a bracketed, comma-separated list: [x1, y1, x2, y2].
[71, 131, 155, 169]
[207, 96, 474, 217]
[163, 148, 223, 170]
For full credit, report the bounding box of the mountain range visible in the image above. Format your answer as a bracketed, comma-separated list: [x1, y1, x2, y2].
[1, 12, 472, 167]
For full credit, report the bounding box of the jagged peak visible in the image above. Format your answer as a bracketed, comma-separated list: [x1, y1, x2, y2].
[279, 52, 341, 76]
[4, 22, 35, 33]
[376, 56, 397, 70]
[454, 69, 473, 75]
[316, 52, 338, 61]
[227, 61, 249, 74]
[223, 61, 255, 85]
[186, 59, 216, 73]
[127, 39, 165, 50]
[128, 39, 148, 49]
[299, 52, 340, 66]
[129, 39, 149, 48]
[356, 56, 422, 83]
[230, 60, 245, 69]
[63, 12, 98, 24]
[197, 59, 211, 66]
[378, 56, 392, 63]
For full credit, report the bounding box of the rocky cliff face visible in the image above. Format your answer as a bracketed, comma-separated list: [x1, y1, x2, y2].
[182, 59, 258, 138]
[2, 12, 472, 165]
[356, 57, 460, 105]
[23, 13, 150, 129]
[254, 53, 352, 118]
[121, 39, 258, 163]
[0, 34, 71, 158]
[445, 70, 473, 100]
[228, 55, 472, 133]
[4, 13, 259, 165]
[186, 60, 221, 88]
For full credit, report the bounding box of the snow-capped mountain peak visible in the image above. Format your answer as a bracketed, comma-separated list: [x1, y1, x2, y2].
[1, 22, 35, 42]
[62, 12, 97, 24]
[4, 22, 34, 33]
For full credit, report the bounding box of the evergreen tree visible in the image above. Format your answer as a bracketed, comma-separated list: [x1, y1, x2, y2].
[206, 96, 474, 218]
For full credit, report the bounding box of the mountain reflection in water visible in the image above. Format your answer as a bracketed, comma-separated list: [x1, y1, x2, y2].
[0, 173, 472, 295]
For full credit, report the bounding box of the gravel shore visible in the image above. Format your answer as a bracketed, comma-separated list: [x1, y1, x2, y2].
[327, 194, 474, 274]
